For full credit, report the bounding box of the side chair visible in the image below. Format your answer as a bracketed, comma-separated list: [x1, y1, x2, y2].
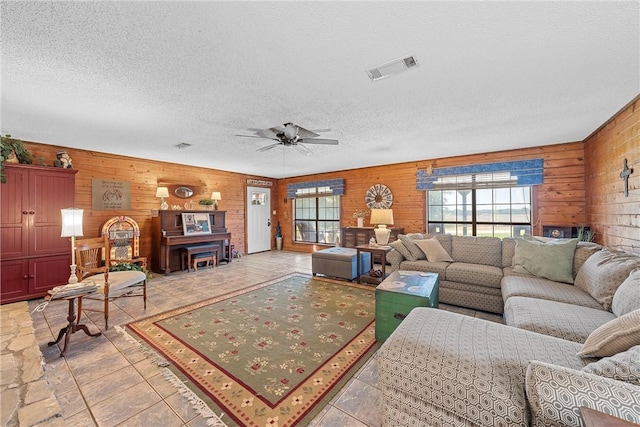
[74, 236, 147, 329]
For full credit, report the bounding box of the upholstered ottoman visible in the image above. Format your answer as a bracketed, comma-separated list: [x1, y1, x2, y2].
[312, 247, 371, 281]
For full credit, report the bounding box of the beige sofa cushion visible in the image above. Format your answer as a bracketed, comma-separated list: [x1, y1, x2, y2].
[502, 237, 516, 268]
[504, 296, 615, 343]
[612, 267, 640, 317]
[578, 309, 640, 357]
[446, 262, 503, 289]
[501, 275, 602, 309]
[389, 239, 412, 260]
[582, 345, 640, 386]
[512, 237, 578, 284]
[575, 249, 640, 311]
[451, 236, 502, 267]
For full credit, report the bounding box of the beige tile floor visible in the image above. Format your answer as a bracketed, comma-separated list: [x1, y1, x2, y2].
[28, 251, 504, 427]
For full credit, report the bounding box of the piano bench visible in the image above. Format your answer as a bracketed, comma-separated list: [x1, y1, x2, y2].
[181, 245, 220, 272]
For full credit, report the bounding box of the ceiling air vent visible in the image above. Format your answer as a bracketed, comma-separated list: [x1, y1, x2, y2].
[174, 143, 191, 149]
[366, 55, 418, 81]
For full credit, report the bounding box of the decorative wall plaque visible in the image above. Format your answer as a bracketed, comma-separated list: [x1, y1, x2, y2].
[92, 179, 131, 210]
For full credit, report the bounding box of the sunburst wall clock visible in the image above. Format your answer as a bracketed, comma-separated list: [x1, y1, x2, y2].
[365, 184, 393, 209]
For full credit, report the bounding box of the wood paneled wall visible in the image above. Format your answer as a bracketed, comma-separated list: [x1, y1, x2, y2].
[584, 95, 640, 255]
[16, 95, 637, 259]
[21, 142, 275, 260]
[275, 141, 587, 253]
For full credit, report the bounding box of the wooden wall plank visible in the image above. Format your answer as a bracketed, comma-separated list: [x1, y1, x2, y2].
[584, 95, 640, 254]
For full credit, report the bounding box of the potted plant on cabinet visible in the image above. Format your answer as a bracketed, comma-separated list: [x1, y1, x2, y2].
[275, 221, 283, 250]
[1, 134, 33, 183]
[198, 199, 214, 210]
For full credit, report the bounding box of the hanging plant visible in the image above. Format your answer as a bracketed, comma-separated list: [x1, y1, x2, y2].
[1, 134, 33, 183]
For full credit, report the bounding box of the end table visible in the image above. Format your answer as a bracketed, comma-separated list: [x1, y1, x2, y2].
[47, 292, 101, 357]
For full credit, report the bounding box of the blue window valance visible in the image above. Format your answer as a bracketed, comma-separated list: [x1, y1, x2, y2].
[287, 178, 345, 199]
[416, 158, 544, 190]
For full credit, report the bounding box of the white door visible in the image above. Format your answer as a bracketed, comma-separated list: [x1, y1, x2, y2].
[246, 186, 272, 253]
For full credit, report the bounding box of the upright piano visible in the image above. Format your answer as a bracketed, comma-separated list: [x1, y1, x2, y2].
[151, 210, 232, 275]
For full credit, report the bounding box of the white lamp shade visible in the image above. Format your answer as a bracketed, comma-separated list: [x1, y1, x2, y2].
[211, 191, 222, 201]
[155, 187, 170, 198]
[370, 209, 394, 226]
[60, 208, 84, 237]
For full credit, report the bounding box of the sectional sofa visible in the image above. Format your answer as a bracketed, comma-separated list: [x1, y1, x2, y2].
[379, 234, 640, 426]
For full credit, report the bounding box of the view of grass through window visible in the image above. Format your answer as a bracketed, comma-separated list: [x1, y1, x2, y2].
[293, 186, 340, 244]
[427, 187, 532, 238]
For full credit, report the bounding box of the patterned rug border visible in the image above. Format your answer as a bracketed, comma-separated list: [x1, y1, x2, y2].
[124, 272, 379, 426]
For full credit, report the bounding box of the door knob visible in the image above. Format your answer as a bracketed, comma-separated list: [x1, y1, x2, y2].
[267, 219, 271, 227]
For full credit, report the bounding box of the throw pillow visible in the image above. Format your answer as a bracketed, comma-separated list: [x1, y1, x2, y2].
[512, 237, 578, 284]
[612, 268, 640, 317]
[389, 239, 412, 260]
[398, 234, 426, 262]
[577, 309, 640, 358]
[414, 238, 453, 262]
[574, 249, 640, 311]
[582, 345, 640, 386]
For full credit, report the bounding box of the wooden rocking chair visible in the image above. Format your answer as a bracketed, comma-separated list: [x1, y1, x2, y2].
[75, 236, 147, 329]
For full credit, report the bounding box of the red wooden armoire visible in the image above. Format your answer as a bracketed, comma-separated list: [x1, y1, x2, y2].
[1, 164, 77, 303]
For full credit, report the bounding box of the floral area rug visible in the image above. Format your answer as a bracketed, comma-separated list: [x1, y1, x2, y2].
[126, 273, 378, 426]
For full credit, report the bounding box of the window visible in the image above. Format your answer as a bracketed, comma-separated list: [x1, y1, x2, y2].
[293, 186, 341, 244]
[427, 186, 532, 238]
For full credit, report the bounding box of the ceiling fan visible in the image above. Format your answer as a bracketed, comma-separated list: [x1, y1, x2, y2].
[236, 122, 339, 155]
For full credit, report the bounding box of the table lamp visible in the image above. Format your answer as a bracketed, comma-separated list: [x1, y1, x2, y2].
[370, 209, 394, 245]
[211, 191, 221, 210]
[156, 187, 169, 210]
[61, 208, 84, 284]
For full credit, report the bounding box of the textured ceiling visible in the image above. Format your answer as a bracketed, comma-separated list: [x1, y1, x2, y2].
[2, 1, 639, 178]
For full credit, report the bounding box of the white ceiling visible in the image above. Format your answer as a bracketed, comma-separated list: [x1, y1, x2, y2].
[2, 1, 639, 179]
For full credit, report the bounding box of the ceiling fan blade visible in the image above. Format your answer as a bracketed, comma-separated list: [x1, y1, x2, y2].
[298, 138, 339, 145]
[236, 134, 279, 142]
[293, 144, 313, 155]
[295, 125, 320, 139]
[256, 142, 282, 152]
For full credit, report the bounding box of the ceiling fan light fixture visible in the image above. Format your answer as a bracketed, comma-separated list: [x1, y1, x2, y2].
[366, 55, 418, 81]
[174, 143, 192, 149]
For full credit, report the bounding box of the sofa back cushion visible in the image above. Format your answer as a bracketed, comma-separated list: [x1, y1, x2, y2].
[612, 268, 640, 317]
[502, 237, 516, 267]
[451, 236, 502, 267]
[512, 237, 578, 284]
[575, 249, 640, 311]
[573, 242, 602, 277]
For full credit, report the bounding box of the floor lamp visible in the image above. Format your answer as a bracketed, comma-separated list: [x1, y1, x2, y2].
[61, 208, 84, 284]
[370, 209, 394, 245]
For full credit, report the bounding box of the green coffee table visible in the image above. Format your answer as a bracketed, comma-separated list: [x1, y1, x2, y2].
[375, 270, 440, 342]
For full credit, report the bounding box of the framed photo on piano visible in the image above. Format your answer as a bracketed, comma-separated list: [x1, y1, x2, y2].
[181, 213, 211, 236]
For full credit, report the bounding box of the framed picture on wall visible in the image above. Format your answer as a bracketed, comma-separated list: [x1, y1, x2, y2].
[181, 213, 211, 236]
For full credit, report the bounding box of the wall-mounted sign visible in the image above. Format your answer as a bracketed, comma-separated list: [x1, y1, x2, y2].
[92, 179, 131, 210]
[247, 179, 273, 186]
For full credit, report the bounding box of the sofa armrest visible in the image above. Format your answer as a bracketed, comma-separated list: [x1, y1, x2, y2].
[386, 249, 403, 272]
[526, 361, 640, 427]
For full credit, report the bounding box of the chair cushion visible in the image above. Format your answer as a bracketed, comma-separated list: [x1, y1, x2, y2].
[83, 271, 147, 295]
